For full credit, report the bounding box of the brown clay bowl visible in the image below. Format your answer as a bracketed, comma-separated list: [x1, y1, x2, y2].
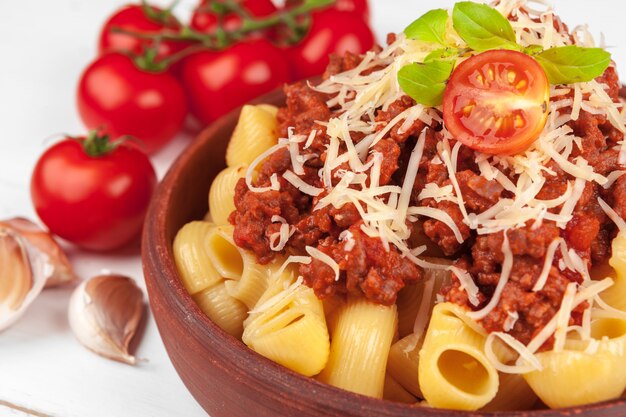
[142, 87, 626, 417]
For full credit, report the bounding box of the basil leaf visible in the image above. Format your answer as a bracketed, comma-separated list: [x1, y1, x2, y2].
[404, 9, 449, 45]
[535, 46, 612, 84]
[452, 2, 519, 52]
[398, 60, 455, 106]
[523, 45, 544, 55]
[424, 48, 459, 63]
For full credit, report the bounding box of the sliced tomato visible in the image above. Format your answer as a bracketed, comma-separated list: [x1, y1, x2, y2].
[443, 50, 550, 155]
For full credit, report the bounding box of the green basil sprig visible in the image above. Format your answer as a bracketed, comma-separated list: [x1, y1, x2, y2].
[535, 46, 612, 85]
[404, 9, 448, 45]
[452, 1, 519, 52]
[398, 1, 612, 106]
[397, 60, 455, 107]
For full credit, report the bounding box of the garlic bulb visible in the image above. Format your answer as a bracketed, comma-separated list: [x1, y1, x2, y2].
[0, 217, 77, 287]
[0, 228, 49, 331]
[68, 274, 145, 365]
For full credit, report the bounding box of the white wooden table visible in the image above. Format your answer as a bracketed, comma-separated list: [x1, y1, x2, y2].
[0, 0, 623, 415]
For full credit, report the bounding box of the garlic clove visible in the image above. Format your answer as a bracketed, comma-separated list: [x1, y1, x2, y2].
[0, 228, 49, 332]
[68, 274, 145, 365]
[0, 217, 77, 287]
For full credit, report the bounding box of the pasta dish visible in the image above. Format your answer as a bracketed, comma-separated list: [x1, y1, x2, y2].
[173, 0, 626, 411]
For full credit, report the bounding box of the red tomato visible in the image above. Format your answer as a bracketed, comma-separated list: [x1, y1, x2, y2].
[180, 39, 290, 125]
[77, 53, 187, 154]
[288, 10, 375, 80]
[191, 0, 277, 33]
[285, 0, 370, 21]
[31, 133, 157, 252]
[443, 50, 550, 155]
[98, 4, 186, 61]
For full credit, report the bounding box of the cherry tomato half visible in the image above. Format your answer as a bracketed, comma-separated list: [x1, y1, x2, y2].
[191, 0, 277, 33]
[98, 4, 187, 62]
[77, 53, 188, 154]
[288, 10, 374, 80]
[31, 134, 157, 252]
[443, 50, 550, 155]
[180, 39, 290, 125]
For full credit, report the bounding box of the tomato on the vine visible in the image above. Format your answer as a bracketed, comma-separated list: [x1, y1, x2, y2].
[443, 50, 550, 155]
[31, 132, 157, 252]
[77, 53, 187, 154]
[98, 4, 186, 62]
[287, 10, 375, 80]
[180, 39, 290, 125]
[191, 0, 277, 33]
[285, 0, 370, 21]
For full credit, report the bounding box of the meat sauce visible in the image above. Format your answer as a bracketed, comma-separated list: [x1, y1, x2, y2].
[229, 46, 625, 347]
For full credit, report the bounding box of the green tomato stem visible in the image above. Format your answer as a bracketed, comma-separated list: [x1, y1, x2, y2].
[81, 131, 118, 158]
[111, 0, 336, 54]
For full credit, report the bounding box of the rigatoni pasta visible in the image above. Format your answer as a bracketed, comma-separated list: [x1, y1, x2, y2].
[209, 164, 247, 226]
[418, 303, 499, 410]
[204, 225, 269, 309]
[226, 104, 279, 167]
[318, 297, 397, 398]
[173, 221, 222, 295]
[524, 316, 626, 408]
[386, 333, 424, 398]
[243, 268, 329, 376]
[193, 282, 248, 338]
[172, 0, 626, 411]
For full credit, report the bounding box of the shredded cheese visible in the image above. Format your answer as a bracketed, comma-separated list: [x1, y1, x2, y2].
[448, 266, 480, 307]
[236, 0, 626, 375]
[553, 282, 578, 352]
[305, 246, 340, 281]
[467, 233, 513, 320]
[532, 238, 561, 291]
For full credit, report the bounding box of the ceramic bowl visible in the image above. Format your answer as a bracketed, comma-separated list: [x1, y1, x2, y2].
[141, 88, 626, 417]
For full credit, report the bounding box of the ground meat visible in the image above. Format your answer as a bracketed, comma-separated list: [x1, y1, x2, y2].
[230, 179, 300, 264]
[323, 52, 362, 79]
[613, 176, 626, 220]
[375, 96, 427, 143]
[422, 201, 471, 256]
[443, 228, 586, 346]
[299, 223, 423, 305]
[456, 170, 505, 213]
[370, 139, 401, 185]
[277, 82, 331, 142]
[230, 39, 626, 344]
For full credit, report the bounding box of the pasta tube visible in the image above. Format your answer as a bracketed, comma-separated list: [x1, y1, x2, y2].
[208, 164, 247, 225]
[318, 297, 397, 398]
[597, 232, 626, 311]
[172, 221, 222, 295]
[418, 302, 499, 410]
[205, 225, 269, 309]
[387, 333, 424, 398]
[243, 269, 329, 377]
[226, 104, 279, 167]
[524, 317, 626, 408]
[193, 282, 247, 338]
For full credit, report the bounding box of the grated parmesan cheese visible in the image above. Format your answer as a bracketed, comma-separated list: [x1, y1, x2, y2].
[448, 266, 480, 307]
[305, 246, 340, 281]
[467, 233, 513, 320]
[238, 0, 626, 373]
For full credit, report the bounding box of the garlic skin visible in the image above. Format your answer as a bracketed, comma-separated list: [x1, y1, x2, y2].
[0, 228, 50, 332]
[68, 274, 145, 365]
[0, 217, 77, 287]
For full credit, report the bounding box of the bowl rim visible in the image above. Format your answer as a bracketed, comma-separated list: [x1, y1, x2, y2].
[142, 87, 626, 417]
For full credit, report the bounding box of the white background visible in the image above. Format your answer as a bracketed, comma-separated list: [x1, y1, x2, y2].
[0, 1, 624, 416]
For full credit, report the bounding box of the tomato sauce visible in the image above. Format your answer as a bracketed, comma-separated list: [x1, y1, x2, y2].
[230, 49, 625, 344]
